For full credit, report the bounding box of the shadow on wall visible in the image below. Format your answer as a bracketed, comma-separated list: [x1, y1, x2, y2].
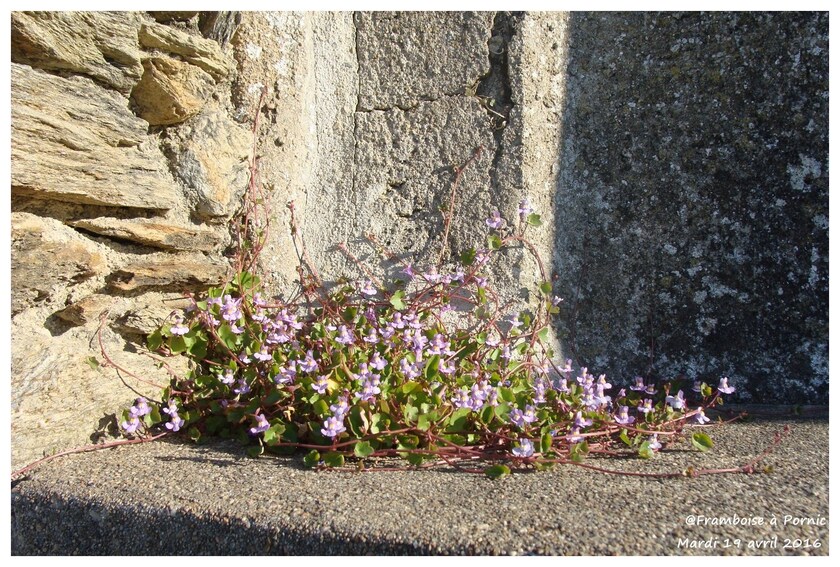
[552, 12, 828, 404]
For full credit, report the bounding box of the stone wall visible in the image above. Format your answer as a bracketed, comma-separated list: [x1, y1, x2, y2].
[552, 13, 828, 404]
[9, 11, 828, 467]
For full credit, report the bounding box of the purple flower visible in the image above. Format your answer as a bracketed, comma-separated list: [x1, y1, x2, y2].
[335, 325, 354, 345]
[249, 414, 270, 435]
[363, 328, 380, 345]
[234, 379, 251, 395]
[566, 427, 584, 443]
[638, 398, 654, 414]
[298, 350, 318, 373]
[597, 374, 612, 390]
[170, 316, 190, 336]
[129, 397, 152, 418]
[692, 380, 703, 393]
[693, 407, 711, 425]
[253, 347, 272, 362]
[162, 399, 179, 416]
[370, 352, 387, 371]
[253, 292, 268, 308]
[717, 377, 736, 395]
[400, 357, 421, 379]
[358, 280, 377, 296]
[321, 415, 346, 438]
[533, 378, 548, 404]
[220, 295, 243, 322]
[428, 334, 453, 356]
[238, 351, 253, 364]
[401, 263, 416, 279]
[648, 434, 662, 451]
[330, 395, 350, 418]
[574, 411, 592, 428]
[274, 364, 296, 385]
[551, 295, 563, 306]
[644, 384, 657, 396]
[165, 412, 184, 432]
[229, 322, 245, 334]
[312, 375, 329, 395]
[614, 406, 636, 426]
[509, 405, 537, 429]
[354, 375, 381, 403]
[518, 199, 534, 218]
[486, 210, 506, 229]
[451, 387, 473, 410]
[438, 359, 456, 375]
[512, 438, 535, 458]
[666, 390, 686, 410]
[120, 416, 141, 434]
[555, 378, 571, 393]
[220, 368, 235, 385]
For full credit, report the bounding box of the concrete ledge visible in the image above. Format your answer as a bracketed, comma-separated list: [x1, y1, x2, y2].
[11, 416, 828, 555]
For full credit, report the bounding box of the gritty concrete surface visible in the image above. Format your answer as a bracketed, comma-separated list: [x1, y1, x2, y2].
[552, 12, 828, 404]
[11, 413, 828, 555]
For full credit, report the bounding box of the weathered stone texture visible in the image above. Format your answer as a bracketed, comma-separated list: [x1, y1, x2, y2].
[138, 21, 232, 79]
[70, 217, 220, 252]
[355, 12, 494, 110]
[11, 11, 144, 95]
[11, 64, 181, 209]
[131, 56, 214, 126]
[552, 13, 828, 403]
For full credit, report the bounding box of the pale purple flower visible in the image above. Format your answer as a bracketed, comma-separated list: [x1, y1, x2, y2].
[370, 352, 387, 371]
[390, 312, 406, 329]
[693, 407, 711, 424]
[485, 335, 500, 348]
[614, 406, 636, 426]
[358, 279, 377, 296]
[229, 322, 245, 334]
[238, 351, 253, 364]
[121, 416, 141, 434]
[438, 359, 457, 375]
[253, 347, 272, 362]
[512, 438, 535, 458]
[486, 388, 499, 407]
[335, 325, 354, 345]
[321, 415, 346, 438]
[486, 210, 506, 229]
[533, 378, 548, 404]
[400, 357, 421, 379]
[274, 363, 296, 385]
[330, 395, 350, 418]
[555, 378, 571, 393]
[648, 434, 662, 451]
[354, 375, 381, 403]
[551, 295, 563, 306]
[644, 384, 657, 396]
[474, 275, 488, 287]
[363, 328, 379, 345]
[299, 350, 318, 373]
[428, 334, 453, 356]
[380, 325, 395, 340]
[312, 375, 329, 395]
[509, 405, 537, 429]
[629, 376, 646, 391]
[451, 387, 473, 410]
[170, 317, 190, 336]
[566, 427, 584, 443]
[638, 398, 654, 414]
[249, 414, 270, 435]
[129, 397, 152, 418]
[597, 374, 612, 390]
[692, 380, 703, 393]
[717, 377, 736, 394]
[500, 345, 512, 360]
[234, 379, 251, 395]
[220, 295, 243, 322]
[220, 368, 235, 385]
[401, 263, 416, 279]
[574, 411, 592, 428]
[165, 412, 184, 432]
[594, 384, 612, 406]
[423, 267, 442, 284]
[410, 329, 428, 351]
[666, 390, 686, 410]
[518, 199, 534, 218]
[253, 292, 268, 308]
[162, 398, 179, 416]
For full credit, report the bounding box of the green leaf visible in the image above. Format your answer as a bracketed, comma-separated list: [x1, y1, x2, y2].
[263, 423, 286, 446]
[169, 335, 187, 354]
[400, 381, 422, 395]
[619, 428, 632, 447]
[406, 453, 426, 466]
[526, 213, 542, 227]
[416, 411, 438, 431]
[147, 329, 163, 352]
[323, 452, 345, 468]
[536, 327, 550, 343]
[487, 234, 502, 250]
[446, 407, 471, 433]
[389, 290, 406, 311]
[85, 356, 100, 371]
[354, 440, 375, 458]
[312, 399, 330, 418]
[348, 405, 368, 437]
[143, 405, 163, 427]
[246, 444, 264, 458]
[539, 281, 552, 295]
[570, 441, 589, 463]
[369, 413, 388, 434]
[188, 427, 201, 443]
[540, 432, 553, 454]
[484, 464, 511, 480]
[638, 441, 654, 459]
[460, 248, 477, 266]
[691, 432, 714, 452]
[303, 450, 321, 468]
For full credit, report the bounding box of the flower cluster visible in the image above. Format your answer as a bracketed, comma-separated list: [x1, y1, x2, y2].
[117, 200, 735, 477]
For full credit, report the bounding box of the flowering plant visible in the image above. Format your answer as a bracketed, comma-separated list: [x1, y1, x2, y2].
[114, 139, 741, 479]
